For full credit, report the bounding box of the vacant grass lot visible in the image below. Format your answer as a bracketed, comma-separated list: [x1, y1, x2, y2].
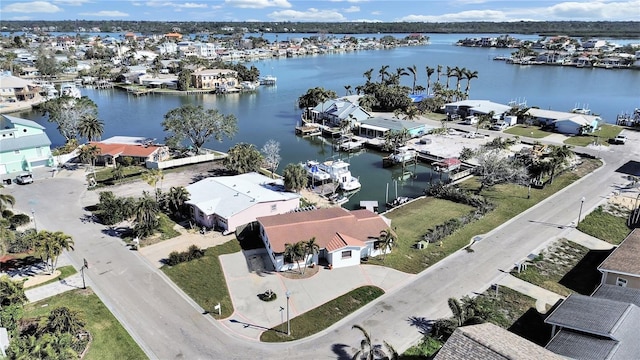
[577, 205, 631, 244]
[503, 125, 553, 139]
[564, 124, 622, 147]
[511, 239, 589, 296]
[260, 286, 384, 342]
[24, 289, 146, 360]
[374, 158, 601, 275]
[163, 240, 241, 318]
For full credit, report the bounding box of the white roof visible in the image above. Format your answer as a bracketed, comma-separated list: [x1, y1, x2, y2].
[445, 100, 512, 114]
[185, 173, 299, 218]
[0, 74, 34, 89]
[101, 136, 153, 145]
[528, 108, 601, 122]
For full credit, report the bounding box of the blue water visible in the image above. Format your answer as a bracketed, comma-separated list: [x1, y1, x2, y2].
[11, 33, 640, 209]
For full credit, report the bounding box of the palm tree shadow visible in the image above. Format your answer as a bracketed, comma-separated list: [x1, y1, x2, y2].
[331, 343, 353, 360]
[407, 316, 433, 335]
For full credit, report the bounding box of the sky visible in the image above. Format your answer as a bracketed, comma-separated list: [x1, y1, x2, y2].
[0, 0, 639, 22]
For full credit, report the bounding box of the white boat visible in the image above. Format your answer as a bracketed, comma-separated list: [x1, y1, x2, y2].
[383, 146, 417, 168]
[259, 75, 277, 85]
[240, 81, 258, 90]
[38, 83, 59, 99]
[318, 159, 361, 192]
[303, 160, 331, 182]
[328, 193, 349, 205]
[60, 83, 81, 98]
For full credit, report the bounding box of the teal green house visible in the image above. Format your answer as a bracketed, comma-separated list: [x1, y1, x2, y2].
[0, 115, 54, 175]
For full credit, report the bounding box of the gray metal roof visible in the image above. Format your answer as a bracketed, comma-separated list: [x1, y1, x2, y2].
[544, 293, 631, 337]
[360, 116, 425, 131]
[185, 172, 299, 218]
[0, 132, 51, 152]
[593, 284, 640, 308]
[545, 329, 618, 360]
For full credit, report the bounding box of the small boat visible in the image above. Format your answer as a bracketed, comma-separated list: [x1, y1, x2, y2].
[60, 83, 81, 98]
[386, 196, 411, 209]
[240, 81, 258, 90]
[259, 75, 277, 85]
[303, 160, 331, 182]
[318, 159, 361, 192]
[383, 146, 417, 168]
[328, 193, 349, 205]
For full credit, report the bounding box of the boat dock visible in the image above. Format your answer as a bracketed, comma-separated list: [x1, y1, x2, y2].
[296, 124, 322, 137]
[128, 88, 154, 96]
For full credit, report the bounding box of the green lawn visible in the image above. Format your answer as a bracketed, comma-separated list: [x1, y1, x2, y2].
[162, 240, 241, 319]
[25, 265, 77, 289]
[373, 158, 601, 275]
[260, 286, 384, 342]
[577, 205, 631, 244]
[563, 124, 622, 147]
[503, 125, 553, 139]
[511, 239, 589, 296]
[23, 289, 146, 360]
[369, 198, 474, 273]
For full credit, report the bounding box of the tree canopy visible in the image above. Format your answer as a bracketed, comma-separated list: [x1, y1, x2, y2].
[162, 104, 237, 154]
[38, 97, 99, 142]
[224, 143, 263, 174]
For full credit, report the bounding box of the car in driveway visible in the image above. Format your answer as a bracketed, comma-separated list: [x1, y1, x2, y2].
[612, 134, 627, 144]
[15, 172, 33, 185]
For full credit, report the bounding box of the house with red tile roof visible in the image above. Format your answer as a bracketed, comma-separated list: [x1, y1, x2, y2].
[257, 207, 391, 271]
[89, 136, 169, 167]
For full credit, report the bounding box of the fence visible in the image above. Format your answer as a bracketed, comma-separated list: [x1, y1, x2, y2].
[146, 150, 227, 170]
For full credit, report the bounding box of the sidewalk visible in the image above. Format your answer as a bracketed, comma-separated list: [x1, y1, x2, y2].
[497, 274, 564, 313]
[564, 228, 615, 250]
[25, 273, 85, 303]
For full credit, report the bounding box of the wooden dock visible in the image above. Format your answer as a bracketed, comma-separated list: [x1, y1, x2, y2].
[296, 124, 322, 137]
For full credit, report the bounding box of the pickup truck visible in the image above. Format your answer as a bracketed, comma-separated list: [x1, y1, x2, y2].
[613, 135, 627, 144]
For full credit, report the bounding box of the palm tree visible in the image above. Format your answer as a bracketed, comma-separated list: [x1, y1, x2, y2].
[378, 65, 389, 84]
[407, 64, 418, 93]
[111, 164, 125, 181]
[46, 306, 85, 335]
[378, 228, 396, 260]
[164, 186, 190, 218]
[344, 85, 352, 96]
[142, 168, 164, 195]
[35, 231, 74, 273]
[78, 144, 100, 177]
[77, 115, 104, 141]
[0, 193, 16, 213]
[284, 241, 305, 274]
[134, 191, 160, 238]
[363, 68, 374, 84]
[351, 324, 398, 360]
[302, 237, 320, 274]
[436, 64, 443, 84]
[283, 163, 307, 192]
[463, 69, 479, 96]
[0, 274, 28, 306]
[476, 111, 494, 133]
[425, 66, 435, 95]
[453, 66, 465, 92]
[445, 66, 453, 89]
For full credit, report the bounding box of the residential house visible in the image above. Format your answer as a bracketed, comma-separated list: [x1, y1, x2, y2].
[185, 172, 300, 233]
[358, 116, 428, 143]
[527, 108, 601, 135]
[0, 115, 54, 175]
[191, 69, 238, 91]
[257, 207, 391, 271]
[164, 32, 183, 41]
[303, 97, 371, 127]
[598, 228, 640, 289]
[0, 73, 40, 103]
[434, 323, 563, 360]
[89, 136, 169, 167]
[444, 100, 511, 120]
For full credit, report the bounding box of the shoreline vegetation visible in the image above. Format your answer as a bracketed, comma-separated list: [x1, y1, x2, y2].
[2, 20, 639, 38]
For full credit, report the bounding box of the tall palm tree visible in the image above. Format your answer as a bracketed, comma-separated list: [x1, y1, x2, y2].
[436, 64, 443, 84]
[548, 145, 574, 183]
[463, 69, 479, 96]
[426, 66, 435, 95]
[78, 144, 100, 178]
[302, 237, 320, 274]
[164, 186, 190, 218]
[344, 85, 352, 96]
[284, 241, 305, 274]
[35, 231, 74, 273]
[445, 66, 453, 89]
[78, 115, 104, 141]
[407, 64, 418, 94]
[142, 168, 165, 195]
[378, 65, 389, 84]
[378, 228, 396, 260]
[134, 191, 160, 238]
[453, 66, 465, 92]
[0, 193, 16, 213]
[363, 68, 374, 84]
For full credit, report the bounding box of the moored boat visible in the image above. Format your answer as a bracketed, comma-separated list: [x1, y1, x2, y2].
[60, 83, 81, 98]
[382, 146, 417, 168]
[303, 160, 331, 182]
[259, 75, 277, 85]
[317, 159, 361, 191]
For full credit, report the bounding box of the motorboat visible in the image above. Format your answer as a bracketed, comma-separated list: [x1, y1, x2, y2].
[303, 160, 331, 182]
[60, 83, 81, 98]
[383, 146, 417, 168]
[318, 159, 361, 192]
[240, 81, 258, 90]
[259, 75, 277, 85]
[328, 193, 349, 205]
[386, 196, 411, 209]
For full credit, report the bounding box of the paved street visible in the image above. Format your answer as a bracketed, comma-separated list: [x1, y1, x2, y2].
[7, 125, 640, 359]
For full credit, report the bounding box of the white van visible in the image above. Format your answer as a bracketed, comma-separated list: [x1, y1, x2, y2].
[463, 116, 478, 125]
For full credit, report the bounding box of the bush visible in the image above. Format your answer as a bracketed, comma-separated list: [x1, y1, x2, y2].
[258, 289, 277, 302]
[9, 214, 31, 227]
[2, 209, 14, 218]
[164, 245, 205, 266]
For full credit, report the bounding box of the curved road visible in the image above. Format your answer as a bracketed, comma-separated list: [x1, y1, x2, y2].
[11, 129, 639, 359]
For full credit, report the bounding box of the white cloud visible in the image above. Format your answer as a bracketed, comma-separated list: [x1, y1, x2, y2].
[79, 10, 130, 17]
[370, 10, 381, 15]
[144, 1, 209, 9]
[180, 2, 209, 8]
[344, 6, 359, 13]
[328, 0, 369, 2]
[268, 8, 347, 21]
[224, 0, 292, 9]
[2, 1, 62, 13]
[399, 9, 506, 22]
[545, 0, 640, 20]
[53, 0, 90, 5]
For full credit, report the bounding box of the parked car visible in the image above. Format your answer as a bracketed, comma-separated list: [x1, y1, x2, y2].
[490, 122, 508, 131]
[15, 172, 33, 185]
[613, 134, 627, 144]
[463, 115, 478, 125]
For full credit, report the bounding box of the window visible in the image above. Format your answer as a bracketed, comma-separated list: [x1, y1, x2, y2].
[341, 250, 352, 259]
[271, 204, 277, 212]
[617, 277, 628, 287]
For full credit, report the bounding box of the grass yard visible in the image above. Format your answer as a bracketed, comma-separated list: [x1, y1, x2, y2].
[563, 124, 622, 147]
[511, 239, 590, 296]
[162, 240, 241, 319]
[369, 198, 474, 273]
[503, 125, 553, 139]
[260, 286, 384, 342]
[577, 205, 631, 244]
[374, 158, 601, 275]
[24, 289, 146, 360]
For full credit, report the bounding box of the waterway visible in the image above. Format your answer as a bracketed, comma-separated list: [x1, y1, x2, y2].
[11, 33, 640, 210]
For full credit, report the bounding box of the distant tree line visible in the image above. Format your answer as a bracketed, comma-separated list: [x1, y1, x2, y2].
[2, 20, 639, 38]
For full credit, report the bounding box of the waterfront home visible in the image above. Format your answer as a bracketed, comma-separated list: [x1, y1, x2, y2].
[0, 115, 54, 175]
[0, 73, 41, 103]
[257, 207, 391, 271]
[303, 97, 371, 127]
[191, 69, 238, 91]
[89, 136, 170, 167]
[597, 228, 640, 289]
[527, 108, 601, 135]
[358, 116, 427, 145]
[137, 74, 178, 89]
[444, 100, 511, 120]
[185, 172, 300, 233]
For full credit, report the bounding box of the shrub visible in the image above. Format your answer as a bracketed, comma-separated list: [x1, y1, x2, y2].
[9, 214, 31, 227]
[164, 245, 205, 266]
[258, 289, 277, 302]
[2, 209, 14, 218]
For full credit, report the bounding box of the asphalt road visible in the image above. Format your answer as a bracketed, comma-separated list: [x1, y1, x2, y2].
[8, 128, 640, 359]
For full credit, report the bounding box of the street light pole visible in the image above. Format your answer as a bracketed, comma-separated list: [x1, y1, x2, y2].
[31, 209, 37, 232]
[286, 290, 291, 336]
[81, 258, 88, 289]
[578, 197, 586, 225]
